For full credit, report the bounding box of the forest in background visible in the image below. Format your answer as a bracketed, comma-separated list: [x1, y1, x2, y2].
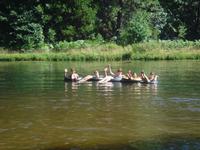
[0, 0, 200, 51]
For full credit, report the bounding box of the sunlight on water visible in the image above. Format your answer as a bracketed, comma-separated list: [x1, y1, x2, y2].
[0, 61, 199, 150]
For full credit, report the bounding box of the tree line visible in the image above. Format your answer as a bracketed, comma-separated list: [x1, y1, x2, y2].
[0, 0, 200, 50]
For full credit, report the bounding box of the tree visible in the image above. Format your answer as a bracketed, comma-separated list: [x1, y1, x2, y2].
[0, 0, 97, 49]
[119, 11, 152, 44]
[37, 0, 97, 41]
[160, 0, 200, 40]
[95, 0, 167, 41]
[0, 1, 45, 50]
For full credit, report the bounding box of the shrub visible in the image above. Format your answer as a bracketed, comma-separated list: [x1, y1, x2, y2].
[178, 25, 187, 39]
[7, 10, 45, 50]
[119, 11, 152, 45]
[19, 23, 45, 50]
[54, 40, 86, 51]
[54, 39, 104, 51]
[47, 28, 56, 44]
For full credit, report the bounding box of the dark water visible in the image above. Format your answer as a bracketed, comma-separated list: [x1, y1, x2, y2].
[0, 61, 199, 150]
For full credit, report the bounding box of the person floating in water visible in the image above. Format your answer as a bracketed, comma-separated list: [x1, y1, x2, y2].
[64, 68, 80, 81]
[124, 70, 142, 82]
[98, 65, 125, 83]
[71, 68, 79, 81]
[78, 70, 100, 83]
[148, 72, 158, 82]
[140, 71, 158, 83]
[108, 64, 124, 79]
[126, 70, 133, 79]
[64, 67, 158, 83]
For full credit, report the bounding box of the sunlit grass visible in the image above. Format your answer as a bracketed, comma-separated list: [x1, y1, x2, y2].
[0, 40, 200, 61]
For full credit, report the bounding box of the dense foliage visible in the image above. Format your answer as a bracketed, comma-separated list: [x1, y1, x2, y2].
[0, 0, 200, 50]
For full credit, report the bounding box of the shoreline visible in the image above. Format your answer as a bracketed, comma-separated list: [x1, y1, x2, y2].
[1, 40, 200, 61]
[0, 50, 199, 61]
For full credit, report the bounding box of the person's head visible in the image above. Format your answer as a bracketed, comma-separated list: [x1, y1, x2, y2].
[141, 71, 144, 75]
[71, 68, 76, 73]
[128, 70, 132, 74]
[117, 68, 122, 73]
[94, 70, 98, 74]
[150, 72, 154, 75]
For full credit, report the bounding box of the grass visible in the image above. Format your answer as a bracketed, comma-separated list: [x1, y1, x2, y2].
[0, 40, 200, 61]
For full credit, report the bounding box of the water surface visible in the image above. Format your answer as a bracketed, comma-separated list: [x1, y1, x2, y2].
[0, 61, 199, 150]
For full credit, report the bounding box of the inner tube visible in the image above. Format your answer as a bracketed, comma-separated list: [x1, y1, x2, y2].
[88, 77, 103, 81]
[110, 76, 122, 82]
[64, 76, 82, 82]
[140, 80, 158, 84]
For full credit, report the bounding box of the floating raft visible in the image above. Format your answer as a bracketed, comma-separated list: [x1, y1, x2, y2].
[64, 76, 157, 84]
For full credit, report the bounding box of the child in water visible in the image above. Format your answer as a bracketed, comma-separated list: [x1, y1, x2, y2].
[70, 68, 79, 81]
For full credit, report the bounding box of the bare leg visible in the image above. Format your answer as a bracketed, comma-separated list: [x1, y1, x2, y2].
[132, 77, 142, 81]
[152, 75, 158, 81]
[78, 75, 93, 83]
[143, 74, 150, 83]
[98, 76, 113, 83]
[104, 67, 108, 77]
[94, 70, 100, 79]
[108, 64, 115, 76]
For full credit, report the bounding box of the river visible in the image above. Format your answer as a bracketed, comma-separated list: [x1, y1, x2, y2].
[0, 61, 199, 150]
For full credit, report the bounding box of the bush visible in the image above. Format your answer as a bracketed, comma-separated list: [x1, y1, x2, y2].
[119, 11, 152, 45]
[19, 23, 45, 50]
[178, 25, 187, 39]
[54, 40, 86, 51]
[54, 39, 104, 51]
[7, 10, 45, 50]
[131, 40, 200, 51]
[47, 28, 56, 44]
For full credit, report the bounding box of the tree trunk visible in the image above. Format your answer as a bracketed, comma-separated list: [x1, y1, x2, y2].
[195, 1, 200, 39]
[116, 0, 123, 37]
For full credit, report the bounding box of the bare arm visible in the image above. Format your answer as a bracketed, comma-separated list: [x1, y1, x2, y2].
[64, 69, 68, 77]
[104, 67, 108, 77]
[108, 65, 115, 76]
[143, 73, 150, 82]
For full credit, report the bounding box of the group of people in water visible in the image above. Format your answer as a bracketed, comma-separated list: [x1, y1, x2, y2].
[64, 65, 158, 83]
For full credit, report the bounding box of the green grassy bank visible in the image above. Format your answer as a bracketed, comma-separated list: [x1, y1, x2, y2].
[0, 40, 200, 61]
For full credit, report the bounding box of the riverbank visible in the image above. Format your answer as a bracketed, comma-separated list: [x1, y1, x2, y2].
[0, 40, 200, 61]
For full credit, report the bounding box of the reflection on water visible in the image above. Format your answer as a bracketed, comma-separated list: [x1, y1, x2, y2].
[65, 81, 158, 95]
[0, 61, 199, 150]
